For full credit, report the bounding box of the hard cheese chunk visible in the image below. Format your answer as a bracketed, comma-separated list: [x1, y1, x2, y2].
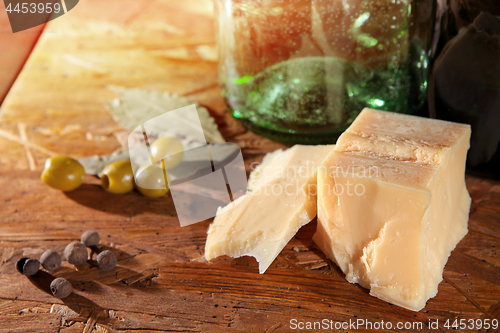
[205, 145, 334, 274]
[313, 108, 471, 311]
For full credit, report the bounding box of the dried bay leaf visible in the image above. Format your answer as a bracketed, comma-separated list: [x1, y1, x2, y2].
[78, 148, 131, 177]
[78, 86, 226, 176]
[107, 86, 224, 144]
[79, 143, 240, 185]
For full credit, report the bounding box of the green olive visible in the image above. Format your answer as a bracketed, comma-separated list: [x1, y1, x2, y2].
[41, 156, 85, 192]
[134, 164, 170, 198]
[101, 161, 134, 194]
[150, 137, 184, 170]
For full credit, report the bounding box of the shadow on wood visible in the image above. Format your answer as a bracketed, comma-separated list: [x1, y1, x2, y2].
[63, 183, 177, 218]
[28, 270, 103, 309]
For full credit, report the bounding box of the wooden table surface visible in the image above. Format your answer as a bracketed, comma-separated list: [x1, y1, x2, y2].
[0, 1, 498, 332]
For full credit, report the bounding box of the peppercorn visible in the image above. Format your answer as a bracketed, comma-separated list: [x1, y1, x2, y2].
[64, 242, 88, 266]
[96, 250, 117, 272]
[16, 257, 40, 276]
[50, 278, 72, 299]
[40, 250, 62, 272]
[81, 230, 100, 247]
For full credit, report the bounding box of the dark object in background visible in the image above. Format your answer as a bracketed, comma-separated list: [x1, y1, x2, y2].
[435, 0, 500, 53]
[430, 10, 500, 177]
[449, 0, 499, 31]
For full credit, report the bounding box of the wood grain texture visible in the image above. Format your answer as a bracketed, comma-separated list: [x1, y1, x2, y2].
[0, 0, 499, 332]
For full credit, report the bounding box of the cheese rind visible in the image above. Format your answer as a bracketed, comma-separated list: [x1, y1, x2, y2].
[314, 108, 471, 311]
[205, 145, 334, 274]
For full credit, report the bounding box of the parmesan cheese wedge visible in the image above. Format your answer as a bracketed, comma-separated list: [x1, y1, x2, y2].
[205, 145, 334, 273]
[313, 108, 471, 311]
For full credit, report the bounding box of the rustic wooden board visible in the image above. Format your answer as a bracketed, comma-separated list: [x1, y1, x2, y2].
[0, 0, 499, 332]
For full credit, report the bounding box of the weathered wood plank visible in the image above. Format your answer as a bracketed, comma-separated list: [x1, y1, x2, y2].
[0, 313, 61, 333]
[0, 0, 498, 331]
[0, 172, 498, 331]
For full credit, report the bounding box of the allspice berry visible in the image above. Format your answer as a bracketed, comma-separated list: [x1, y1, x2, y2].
[64, 242, 88, 265]
[50, 278, 72, 299]
[96, 250, 117, 272]
[81, 230, 100, 247]
[40, 250, 62, 272]
[16, 257, 40, 276]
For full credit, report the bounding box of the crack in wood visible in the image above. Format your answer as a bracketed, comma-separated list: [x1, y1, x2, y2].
[0, 248, 14, 268]
[17, 123, 36, 171]
[264, 322, 281, 332]
[443, 277, 492, 319]
[468, 229, 500, 241]
[180, 82, 219, 97]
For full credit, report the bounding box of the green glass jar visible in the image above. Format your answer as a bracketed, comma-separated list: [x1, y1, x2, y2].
[215, 0, 436, 143]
